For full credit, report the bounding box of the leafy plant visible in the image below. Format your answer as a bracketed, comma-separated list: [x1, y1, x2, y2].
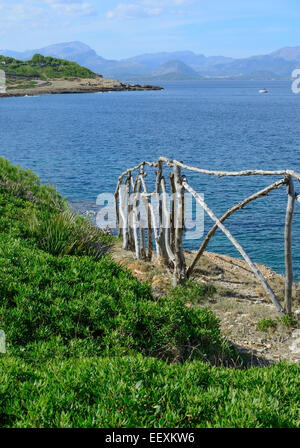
[257, 318, 277, 332]
[277, 315, 298, 328]
[0, 356, 299, 428]
[170, 280, 216, 303]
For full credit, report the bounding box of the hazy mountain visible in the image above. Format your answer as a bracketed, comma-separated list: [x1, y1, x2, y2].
[270, 46, 300, 62]
[151, 60, 200, 79]
[209, 55, 297, 78]
[101, 61, 150, 79]
[0, 49, 34, 60]
[1, 41, 300, 80]
[123, 51, 233, 71]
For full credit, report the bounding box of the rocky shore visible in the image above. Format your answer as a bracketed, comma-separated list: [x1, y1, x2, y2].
[0, 74, 163, 98]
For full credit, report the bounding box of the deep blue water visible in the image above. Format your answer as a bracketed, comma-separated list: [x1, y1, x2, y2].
[1, 80, 300, 277]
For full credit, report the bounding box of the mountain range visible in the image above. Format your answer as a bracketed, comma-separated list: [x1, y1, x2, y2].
[2, 41, 300, 80]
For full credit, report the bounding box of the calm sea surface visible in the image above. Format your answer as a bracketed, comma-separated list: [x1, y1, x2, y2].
[1, 80, 300, 276]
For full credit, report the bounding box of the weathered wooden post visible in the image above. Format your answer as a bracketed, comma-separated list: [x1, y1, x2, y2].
[169, 172, 176, 254]
[156, 159, 169, 265]
[161, 176, 175, 267]
[131, 174, 141, 259]
[126, 173, 134, 250]
[140, 173, 154, 261]
[173, 164, 186, 286]
[137, 165, 147, 260]
[284, 176, 295, 314]
[119, 175, 130, 250]
[114, 186, 121, 237]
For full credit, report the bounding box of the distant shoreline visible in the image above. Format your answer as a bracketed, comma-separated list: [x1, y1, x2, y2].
[0, 75, 163, 98]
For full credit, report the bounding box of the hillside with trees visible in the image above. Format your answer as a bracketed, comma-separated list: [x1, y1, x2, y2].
[0, 53, 162, 96]
[0, 53, 95, 83]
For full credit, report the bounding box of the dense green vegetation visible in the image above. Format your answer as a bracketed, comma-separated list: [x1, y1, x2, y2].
[0, 156, 299, 428]
[1, 356, 299, 428]
[0, 53, 95, 82]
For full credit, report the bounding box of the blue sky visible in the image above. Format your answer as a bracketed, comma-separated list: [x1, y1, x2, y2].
[1, 0, 300, 58]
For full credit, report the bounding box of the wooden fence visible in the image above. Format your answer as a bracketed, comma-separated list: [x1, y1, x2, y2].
[114, 157, 300, 315]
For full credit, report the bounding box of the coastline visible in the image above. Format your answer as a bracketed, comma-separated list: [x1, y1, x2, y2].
[0, 75, 163, 98]
[1, 155, 299, 428]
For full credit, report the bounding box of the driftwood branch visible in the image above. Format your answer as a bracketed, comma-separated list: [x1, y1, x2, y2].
[284, 177, 296, 314]
[127, 174, 135, 250]
[118, 185, 127, 247]
[114, 187, 121, 238]
[187, 178, 287, 278]
[131, 175, 140, 259]
[182, 180, 284, 314]
[156, 160, 169, 265]
[161, 176, 175, 266]
[115, 161, 158, 196]
[169, 172, 176, 254]
[138, 165, 150, 260]
[140, 174, 155, 260]
[121, 175, 131, 250]
[159, 157, 300, 182]
[173, 165, 186, 286]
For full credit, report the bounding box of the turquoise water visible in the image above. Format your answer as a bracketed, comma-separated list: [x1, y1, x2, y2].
[1, 80, 300, 276]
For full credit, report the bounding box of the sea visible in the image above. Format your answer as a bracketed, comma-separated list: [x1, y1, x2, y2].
[1, 80, 300, 277]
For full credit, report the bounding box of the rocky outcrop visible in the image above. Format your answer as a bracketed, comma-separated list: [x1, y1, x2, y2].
[0, 75, 163, 98]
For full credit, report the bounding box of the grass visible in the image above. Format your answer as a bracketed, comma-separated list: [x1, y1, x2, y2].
[7, 81, 36, 90]
[257, 316, 298, 332]
[0, 156, 299, 428]
[257, 318, 278, 332]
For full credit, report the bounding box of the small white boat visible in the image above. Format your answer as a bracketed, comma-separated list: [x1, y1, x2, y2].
[259, 88, 268, 94]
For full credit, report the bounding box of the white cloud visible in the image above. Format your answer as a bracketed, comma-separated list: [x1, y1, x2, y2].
[0, 0, 96, 22]
[0, 2, 43, 23]
[44, 0, 96, 17]
[106, 0, 192, 20]
[106, 3, 160, 20]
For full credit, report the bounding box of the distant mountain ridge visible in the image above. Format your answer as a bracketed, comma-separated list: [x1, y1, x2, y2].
[152, 60, 200, 80]
[1, 41, 300, 80]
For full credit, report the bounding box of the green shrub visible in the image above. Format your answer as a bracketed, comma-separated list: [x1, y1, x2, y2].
[0, 356, 299, 428]
[0, 157, 111, 258]
[257, 318, 277, 332]
[257, 316, 298, 332]
[277, 315, 298, 328]
[0, 157, 64, 210]
[0, 233, 232, 364]
[170, 280, 216, 304]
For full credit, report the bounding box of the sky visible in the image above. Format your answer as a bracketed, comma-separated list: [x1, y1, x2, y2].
[1, 0, 300, 59]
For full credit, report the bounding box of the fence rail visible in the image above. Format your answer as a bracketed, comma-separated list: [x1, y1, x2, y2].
[114, 157, 300, 315]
